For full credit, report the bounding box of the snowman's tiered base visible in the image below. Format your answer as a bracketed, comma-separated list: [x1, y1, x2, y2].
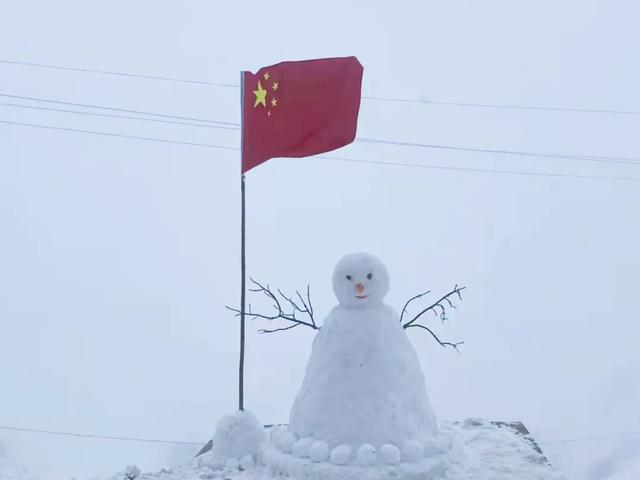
[261, 425, 454, 480]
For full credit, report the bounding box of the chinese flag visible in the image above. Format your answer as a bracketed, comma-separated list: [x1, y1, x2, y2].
[241, 56, 363, 173]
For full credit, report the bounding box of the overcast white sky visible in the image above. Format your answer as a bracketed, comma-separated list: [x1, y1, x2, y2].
[1, 1, 639, 479]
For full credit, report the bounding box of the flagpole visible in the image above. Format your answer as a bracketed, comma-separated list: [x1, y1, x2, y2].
[239, 71, 246, 412]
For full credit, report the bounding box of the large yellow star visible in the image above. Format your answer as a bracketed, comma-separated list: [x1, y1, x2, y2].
[253, 80, 267, 108]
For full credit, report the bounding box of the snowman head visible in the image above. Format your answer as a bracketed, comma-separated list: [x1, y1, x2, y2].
[332, 253, 390, 307]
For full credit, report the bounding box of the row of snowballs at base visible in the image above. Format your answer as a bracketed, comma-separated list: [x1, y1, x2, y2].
[271, 428, 426, 466]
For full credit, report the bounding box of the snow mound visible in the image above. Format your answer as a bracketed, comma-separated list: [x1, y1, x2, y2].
[119, 420, 565, 480]
[211, 410, 265, 464]
[0, 450, 35, 480]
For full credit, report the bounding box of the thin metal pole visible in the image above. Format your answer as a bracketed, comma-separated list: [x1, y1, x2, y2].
[239, 174, 246, 411]
[238, 72, 246, 411]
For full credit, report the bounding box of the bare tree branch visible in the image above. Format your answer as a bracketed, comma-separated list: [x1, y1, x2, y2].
[226, 278, 318, 334]
[405, 324, 464, 353]
[403, 285, 466, 329]
[401, 285, 466, 352]
[258, 323, 301, 334]
[399, 290, 431, 324]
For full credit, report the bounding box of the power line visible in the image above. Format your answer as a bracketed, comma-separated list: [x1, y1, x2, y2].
[540, 432, 640, 446]
[0, 424, 201, 446]
[2, 103, 241, 131]
[3, 58, 640, 116]
[356, 137, 640, 167]
[0, 120, 239, 151]
[316, 155, 640, 183]
[0, 59, 238, 88]
[0, 93, 241, 126]
[5, 93, 639, 168]
[3, 119, 640, 183]
[360, 95, 640, 116]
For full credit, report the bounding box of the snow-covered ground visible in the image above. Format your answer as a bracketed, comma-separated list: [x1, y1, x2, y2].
[0, 446, 35, 480]
[585, 439, 640, 480]
[95, 420, 564, 480]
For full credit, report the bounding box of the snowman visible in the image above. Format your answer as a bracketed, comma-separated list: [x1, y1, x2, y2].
[287, 253, 438, 461]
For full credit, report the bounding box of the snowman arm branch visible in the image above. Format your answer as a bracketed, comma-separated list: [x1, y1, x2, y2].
[399, 290, 431, 323]
[405, 324, 464, 353]
[403, 285, 466, 328]
[295, 286, 316, 328]
[226, 305, 317, 328]
[277, 288, 316, 329]
[258, 323, 301, 334]
[225, 278, 318, 331]
[277, 288, 305, 314]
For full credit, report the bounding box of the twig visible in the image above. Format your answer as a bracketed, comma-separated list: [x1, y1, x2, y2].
[403, 285, 466, 329]
[258, 324, 301, 334]
[405, 324, 464, 353]
[399, 290, 431, 324]
[226, 278, 318, 334]
[401, 285, 466, 352]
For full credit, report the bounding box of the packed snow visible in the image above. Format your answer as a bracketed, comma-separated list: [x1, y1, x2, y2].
[94, 420, 563, 480]
[289, 253, 437, 451]
[330, 444, 353, 465]
[0, 446, 34, 480]
[210, 411, 264, 463]
[308, 440, 329, 462]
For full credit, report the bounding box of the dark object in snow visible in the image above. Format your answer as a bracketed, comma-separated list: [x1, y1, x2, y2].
[115, 465, 141, 479]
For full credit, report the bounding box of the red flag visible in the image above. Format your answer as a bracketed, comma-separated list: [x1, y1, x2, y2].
[241, 56, 363, 173]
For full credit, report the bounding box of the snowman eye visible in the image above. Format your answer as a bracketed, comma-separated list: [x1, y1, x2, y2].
[367, 273, 373, 280]
[346, 275, 352, 281]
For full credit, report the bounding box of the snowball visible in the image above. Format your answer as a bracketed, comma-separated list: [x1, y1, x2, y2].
[330, 444, 353, 465]
[422, 436, 439, 456]
[380, 444, 401, 465]
[224, 458, 240, 471]
[211, 410, 265, 461]
[277, 430, 297, 453]
[356, 444, 377, 466]
[402, 440, 424, 462]
[270, 426, 297, 453]
[292, 437, 314, 458]
[309, 441, 330, 462]
[239, 454, 255, 470]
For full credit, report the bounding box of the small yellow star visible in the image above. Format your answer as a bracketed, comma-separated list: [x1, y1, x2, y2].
[271, 98, 278, 107]
[267, 111, 271, 117]
[263, 72, 270, 80]
[253, 80, 267, 108]
[272, 81, 279, 91]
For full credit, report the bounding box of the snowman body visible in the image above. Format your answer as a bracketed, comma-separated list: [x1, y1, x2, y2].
[288, 253, 437, 450]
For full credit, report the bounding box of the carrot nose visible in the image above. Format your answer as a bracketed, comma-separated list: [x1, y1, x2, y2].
[356, 283, 365, 294]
